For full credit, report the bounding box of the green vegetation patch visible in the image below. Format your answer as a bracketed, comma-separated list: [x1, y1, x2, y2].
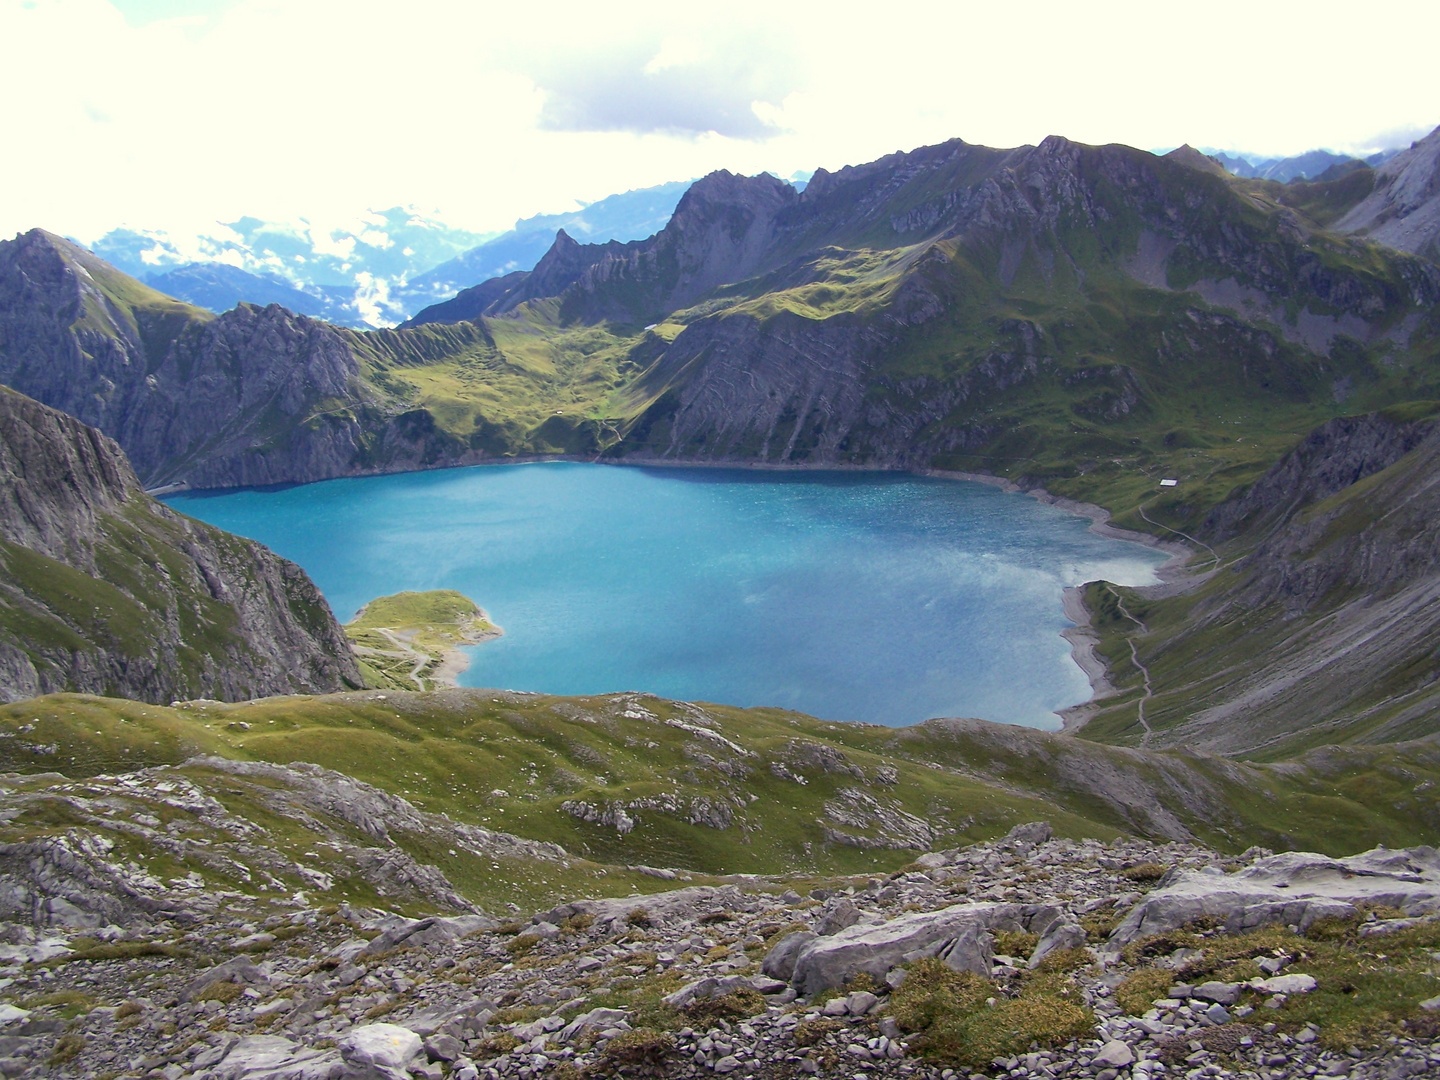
[344, 590, 500, 691]
[890, 958, 1094, 1067]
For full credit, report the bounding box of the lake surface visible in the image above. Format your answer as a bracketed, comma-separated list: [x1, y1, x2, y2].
[168, 463, 1167, 729]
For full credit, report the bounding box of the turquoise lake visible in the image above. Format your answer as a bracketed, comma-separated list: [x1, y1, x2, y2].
[167, 463, 1168, 729]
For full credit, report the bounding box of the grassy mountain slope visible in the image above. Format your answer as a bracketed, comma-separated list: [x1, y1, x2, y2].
[3, 688, 1437, 891]
[1073, 406, 1440, 759]
[7, 133, 1439, 511]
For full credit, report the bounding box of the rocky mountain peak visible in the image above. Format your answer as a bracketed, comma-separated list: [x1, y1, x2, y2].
[668, 169, 797, 234]
[1164, 143, 1229, 175]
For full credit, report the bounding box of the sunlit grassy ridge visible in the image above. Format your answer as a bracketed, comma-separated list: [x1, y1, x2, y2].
[4, 689, 1438, 895]
[302, 145, 1440, 546]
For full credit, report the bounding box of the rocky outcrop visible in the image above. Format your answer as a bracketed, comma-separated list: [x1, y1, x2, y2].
[0, 386, 362, 703]
[1336, 124, 1440, 260]
[0, 755, 569, 928]
[1107, 845, 1440, 947]
[785, 901, 1064, 995]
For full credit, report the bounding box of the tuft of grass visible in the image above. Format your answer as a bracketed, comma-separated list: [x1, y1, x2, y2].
[793, 1018, 845, 1047]
[594, 1027, 675, 1074]
[683, 988, 765, 1025]
[891, 958, 1093, 1067]
[993, 930, 1039, 958]
[1115, 969, 1176, 1015]
[1121, 862, 1169, 884]
[49, 1034, 86, 1067]
[194, 981, 245, 1004]
[505, 934, 540, 957]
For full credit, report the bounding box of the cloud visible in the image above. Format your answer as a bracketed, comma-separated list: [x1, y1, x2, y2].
[527, 28, 801, 139]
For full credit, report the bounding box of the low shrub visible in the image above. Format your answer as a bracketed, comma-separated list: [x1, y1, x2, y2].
[684, 987, 765, 1024]
[793, 1018, 844, 1047]
[49, 1034, 85, 1066]
[194, 981, 244, 1004]
[593, 1027, 675, 1076]
[993, 930, 1039, 958]
[891, 959, 1093, 1067]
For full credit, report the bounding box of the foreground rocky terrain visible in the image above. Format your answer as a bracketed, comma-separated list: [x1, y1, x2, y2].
[1, 817, 1437, 1080]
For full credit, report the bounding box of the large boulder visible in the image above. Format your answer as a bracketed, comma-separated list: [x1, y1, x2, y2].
[1002, 822, 1053, 846]
[1107, 846, 1440, 949]
[339, 1024, 424, 1080]
[208, 1035, 341, 1080]
[788, 902, 1062, 996]
[761, 931, 817, 982]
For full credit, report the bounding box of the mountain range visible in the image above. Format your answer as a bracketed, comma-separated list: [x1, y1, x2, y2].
[82, 182, 695, 329]
[1, 123, 1439, 825]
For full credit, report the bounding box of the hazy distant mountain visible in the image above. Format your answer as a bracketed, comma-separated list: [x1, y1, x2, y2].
[406, 180, 694, 301]
[89, 208, 496, 328]
[146, 263, 337, 321]
[1209, 147, 1400, 183]
[81, 185, 697, 327]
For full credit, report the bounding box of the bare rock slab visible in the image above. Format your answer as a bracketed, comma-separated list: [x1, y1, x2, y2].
[1108, 846, 1440, 948]
[788, 901, 1061, 996]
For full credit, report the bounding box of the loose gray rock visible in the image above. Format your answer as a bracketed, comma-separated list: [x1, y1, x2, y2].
[762, 931, 817, 982]
[339, 1024, 424, 1080]
[1092, 1040, 1135, 1068]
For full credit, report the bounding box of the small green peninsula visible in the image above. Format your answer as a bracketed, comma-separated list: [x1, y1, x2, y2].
[344, 590, 502, 691]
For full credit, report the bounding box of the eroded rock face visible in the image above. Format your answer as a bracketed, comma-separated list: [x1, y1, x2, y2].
[0, 386, 363, 704]
[1107, 846, 1440, 948]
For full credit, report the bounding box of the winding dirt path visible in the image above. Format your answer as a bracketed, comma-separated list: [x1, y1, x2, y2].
[1137, 500, 1220, 572]
[1107, 584, 1156, 747]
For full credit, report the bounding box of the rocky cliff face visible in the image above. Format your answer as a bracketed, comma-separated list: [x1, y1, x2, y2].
[0, 385, 363, 703]
[1336, 124, 1440, 260]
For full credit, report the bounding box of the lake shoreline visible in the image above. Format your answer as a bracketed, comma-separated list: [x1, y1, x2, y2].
[170, 454, 1186, 725]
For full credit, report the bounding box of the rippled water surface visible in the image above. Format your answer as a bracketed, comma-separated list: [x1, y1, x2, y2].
[168, 463, 1167, 728]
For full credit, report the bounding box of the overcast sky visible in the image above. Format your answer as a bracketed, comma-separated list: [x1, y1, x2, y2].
[3, 0, 1438, 243]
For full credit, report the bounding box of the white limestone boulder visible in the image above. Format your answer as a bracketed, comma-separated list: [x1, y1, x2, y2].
[1107, 846, 1440, 949]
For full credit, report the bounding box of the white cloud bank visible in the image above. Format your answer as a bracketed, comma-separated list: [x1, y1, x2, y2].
[2, 0, 1437, 242]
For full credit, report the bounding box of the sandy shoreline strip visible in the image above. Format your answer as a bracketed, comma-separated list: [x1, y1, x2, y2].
[431, 614, 503, 688]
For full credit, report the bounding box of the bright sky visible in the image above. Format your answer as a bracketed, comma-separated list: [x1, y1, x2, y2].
[3, 0, 1438, 242]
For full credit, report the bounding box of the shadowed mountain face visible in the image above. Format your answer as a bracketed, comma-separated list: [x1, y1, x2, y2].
[0, 386, 364, 704]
